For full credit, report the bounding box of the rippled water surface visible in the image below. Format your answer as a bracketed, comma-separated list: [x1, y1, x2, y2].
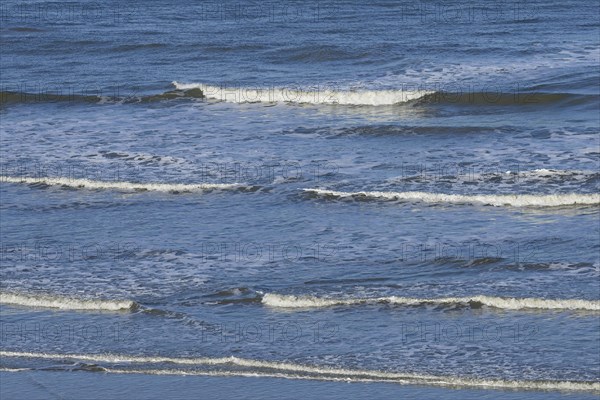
[1, 0, 599, 398]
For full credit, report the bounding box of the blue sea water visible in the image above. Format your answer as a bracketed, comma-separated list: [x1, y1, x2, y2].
[0, 0, 599, 398]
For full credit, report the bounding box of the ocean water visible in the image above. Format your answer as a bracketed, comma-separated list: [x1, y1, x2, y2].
[0, 0, 599, 398]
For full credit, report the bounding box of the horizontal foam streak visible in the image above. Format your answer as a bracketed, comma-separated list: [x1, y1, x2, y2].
[173, 82, 432, 105]
[0, 292, 136, 312]
[304, 189, 600, 207]
[1, 351, 597, 392]
[1, 176, 240, 192]
[261, 293, 600, 311]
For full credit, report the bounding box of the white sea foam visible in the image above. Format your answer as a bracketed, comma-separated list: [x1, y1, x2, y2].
[1, 351, 597, 392]
[0, 176, 240, 192]
[0, 367, 31, 372]
[304, 188, 600, 207]
[261, 293, 600, 311]
[172, 82, 432, 105]
[0, 292, 136, 312]
[485, 169, 596, 181]
[528, 169, 585, 176]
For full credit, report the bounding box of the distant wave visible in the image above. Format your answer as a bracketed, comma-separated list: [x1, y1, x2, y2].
[0, 292, 136, 312]
[1, 351, 597, 392]
[1, 176, 245, 193]
[261, 293, 600, 311]
[304, 188, 600, 207]
[172, 82, 432, 105]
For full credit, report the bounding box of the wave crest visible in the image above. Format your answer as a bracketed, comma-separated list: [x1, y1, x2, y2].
[261, 293, 600, 311]
[172, 82, 432, 105]
[1, 176, 244, 193]
[0, 292, 137, 312]
[304, 188, 600, 207]
[1, 351, 597, 392]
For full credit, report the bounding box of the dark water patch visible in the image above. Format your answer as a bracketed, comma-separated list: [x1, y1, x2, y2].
[465, 257, 505, 267]
[7, 27, 45, 32]
[331, 125, 516, 137]
[113, 43, 167, 52]
[268, 45, 368, 63]
[417, 92, 596, 107]
[304, 277, 389, 285]
[214, 296, 263, 305]
[74, 363, 108, 372]
[505, 262, 597, 272]
[204, 287, 252, 297]
[0, 88, 205, 106]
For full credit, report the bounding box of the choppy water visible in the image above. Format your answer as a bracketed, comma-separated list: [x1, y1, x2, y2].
[1, 0, 599, 398]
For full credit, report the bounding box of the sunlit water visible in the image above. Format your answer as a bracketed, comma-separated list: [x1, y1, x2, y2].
[1, 0, 599, 398]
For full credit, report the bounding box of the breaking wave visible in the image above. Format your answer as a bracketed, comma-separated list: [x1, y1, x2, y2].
[303, 188, 600, 207]
[0, 292, 137, 312]
[1, 351, 597, 392]
[3, 87, 594, 108]
[172, 82, 432, 105]
[1, 176, 245, 193]
[261, 293, 600, 311]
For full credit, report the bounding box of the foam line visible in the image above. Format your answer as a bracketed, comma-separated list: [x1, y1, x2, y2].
[261, 293, 600, 311]
[172, 82, 432, 105]
[1, 351, 597, 392]
[0, 292, 137, 312]
[304, 188, 600, 207]
[1, 176, 241, 192]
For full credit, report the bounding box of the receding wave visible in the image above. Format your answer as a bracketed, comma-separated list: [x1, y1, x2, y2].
[1, 176, 245, 193]
[0, 292, 136, 312]
[303, 188, 600, 207]
[261, 293, 600, 311]
[172, 82, 433, 105]
[1, 351, 597, 392]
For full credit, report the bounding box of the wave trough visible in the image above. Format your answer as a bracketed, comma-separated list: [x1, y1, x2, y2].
[304, 188, 600, 207]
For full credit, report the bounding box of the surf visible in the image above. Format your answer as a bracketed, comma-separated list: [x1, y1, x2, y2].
[1, 351, 597, 392]
[172, 82, 433, 105]
[303, 188, 600, 207]
[0, 292, 137, 312]
[261, 293, 600, 311]
[0, 176, 245, 193]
